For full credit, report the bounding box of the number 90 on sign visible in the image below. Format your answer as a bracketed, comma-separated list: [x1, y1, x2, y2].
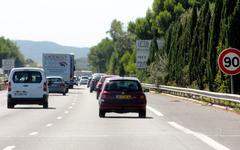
[218, 48, 240, 75]
[223, 53, 239, 70]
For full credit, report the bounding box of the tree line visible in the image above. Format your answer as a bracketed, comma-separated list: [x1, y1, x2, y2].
[88, 0, 240, 94]
[0, 37, 38, 70]
[0, 37, 25, 68]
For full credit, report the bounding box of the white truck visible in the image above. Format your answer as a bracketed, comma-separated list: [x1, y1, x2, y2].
[42, 53, 75, 89]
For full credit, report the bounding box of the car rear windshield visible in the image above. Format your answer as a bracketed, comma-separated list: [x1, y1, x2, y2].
[48, 78, 63, 83]
[93, 76, 101, 80]
[105, 80, 142, 92]
[81, 76, 88, 79]
[13, 71, 42, 83]
[100, 77, 106, 82]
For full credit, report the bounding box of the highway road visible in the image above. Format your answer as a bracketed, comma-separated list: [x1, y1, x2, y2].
[0, 86, 239, 150]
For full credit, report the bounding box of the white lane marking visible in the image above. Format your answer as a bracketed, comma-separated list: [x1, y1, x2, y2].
[168, 122, 230, 150]
[69, 106, 73, 109]
[64, 111, 69, 114]
[2, 146, 16, 150]
[29, 132, 38, 136]
[57, 116, 63, 120]
[147, 105, 164, 117]
[46, 123, 53, 127]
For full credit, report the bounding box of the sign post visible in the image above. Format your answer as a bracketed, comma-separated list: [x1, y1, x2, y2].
[136, 40, 151, 69]
[218, 48, 240, 94]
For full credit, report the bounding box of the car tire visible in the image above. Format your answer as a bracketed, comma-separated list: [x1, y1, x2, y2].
[43, 102, 48, 109]
[90, 89, 93, 93]
[99, 110, 105, 118]
[7, 102, 14, 109]
[139, 110, 146, 118]
[63, 92, 66, 96]
[43, 96, 48, 108]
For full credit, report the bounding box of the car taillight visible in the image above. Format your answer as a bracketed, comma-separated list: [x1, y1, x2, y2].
[97, 82, 102, 88]
[8, 82, 11, 92]
[43, 82, 48, 91]
[101, 91, 107, 99]
[140, 94, 145, 100]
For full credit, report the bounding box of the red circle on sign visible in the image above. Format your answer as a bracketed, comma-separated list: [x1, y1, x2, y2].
[218, 48, 240, 75]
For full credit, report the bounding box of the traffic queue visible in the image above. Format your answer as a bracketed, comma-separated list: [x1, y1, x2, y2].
[6, 67, 147, 118]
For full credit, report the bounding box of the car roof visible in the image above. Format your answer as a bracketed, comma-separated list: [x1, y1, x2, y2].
[11, 67, 44, 72]
[92, 73, 106, 76]
[106, 77, 140, 82]
[46, 76, 63, 79]
[101, 75, 119, 78]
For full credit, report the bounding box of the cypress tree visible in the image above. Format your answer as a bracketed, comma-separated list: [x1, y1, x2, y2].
[207, 0, 223, 91]
[229, 0, 240, 94]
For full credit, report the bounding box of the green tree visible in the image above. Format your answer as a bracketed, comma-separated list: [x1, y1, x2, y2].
[0, 37, 25, 67]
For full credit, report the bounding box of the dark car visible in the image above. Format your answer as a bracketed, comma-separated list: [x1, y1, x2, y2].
[89, 73, 105, 93]
[87, 76, 92, 88]
[47, 76, 67, 95]
[98, 77, 147, 118]
[96, 75, 118, 99]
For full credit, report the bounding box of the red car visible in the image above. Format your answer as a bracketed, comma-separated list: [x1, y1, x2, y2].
[96, 75, 118, 99]
[98, 77, 147, 118]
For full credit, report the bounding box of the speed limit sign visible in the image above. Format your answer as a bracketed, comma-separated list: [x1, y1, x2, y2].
[218, 48, 240, 75]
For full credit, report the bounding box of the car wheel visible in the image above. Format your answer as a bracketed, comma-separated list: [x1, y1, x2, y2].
[139, 110, 146, 118]
[43, 102, 48, 109]
[96, 94, 99, 99]
[99, 110, 105, 118]
[90, 88, 93, 93]
[63, 92, 66, 96]
[7, 102, 14, 109]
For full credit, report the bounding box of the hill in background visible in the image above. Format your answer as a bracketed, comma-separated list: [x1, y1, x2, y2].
[14, 40, 90, 65]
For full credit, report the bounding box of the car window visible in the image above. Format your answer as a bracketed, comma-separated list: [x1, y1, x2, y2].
[94, 76, 101, 80]
[105, 80, 142, 92]
[82, 77, 88, 79]
[48, 78, 62, 83]
[100, 77, 106, 82]
[13, 71, 42, 83]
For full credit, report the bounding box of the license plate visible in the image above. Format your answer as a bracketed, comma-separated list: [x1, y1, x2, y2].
[116, 95, 131, 99]
[15, 91, 27, 96]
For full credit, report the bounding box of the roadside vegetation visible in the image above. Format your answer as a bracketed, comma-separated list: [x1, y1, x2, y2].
[0, 36, 39, 73]
[88, 0, 240, 94]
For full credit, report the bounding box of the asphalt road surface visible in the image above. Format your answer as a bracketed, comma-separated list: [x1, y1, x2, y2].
[0, 86, 239, 150]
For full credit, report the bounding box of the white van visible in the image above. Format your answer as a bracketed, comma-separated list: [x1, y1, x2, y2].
[7, 67, 49, 108]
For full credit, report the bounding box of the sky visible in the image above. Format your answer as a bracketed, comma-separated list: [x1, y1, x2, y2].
[0, 0, 153, 47]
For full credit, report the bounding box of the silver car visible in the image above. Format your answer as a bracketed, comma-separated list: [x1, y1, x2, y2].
[47, 76, 67, 95]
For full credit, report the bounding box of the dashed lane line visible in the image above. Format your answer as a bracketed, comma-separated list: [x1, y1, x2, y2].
[57, 116, 63, 120]
[2, 146, 16, 150]
[168, 121, 230, 150]
[64, 111, 69, 114]
[29, 132, 38, 136]
[46, 123, 53, 127]
[146, 105, 164, 117]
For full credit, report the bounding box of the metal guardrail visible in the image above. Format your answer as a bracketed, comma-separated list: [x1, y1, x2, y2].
[142, 83, 240, 103]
